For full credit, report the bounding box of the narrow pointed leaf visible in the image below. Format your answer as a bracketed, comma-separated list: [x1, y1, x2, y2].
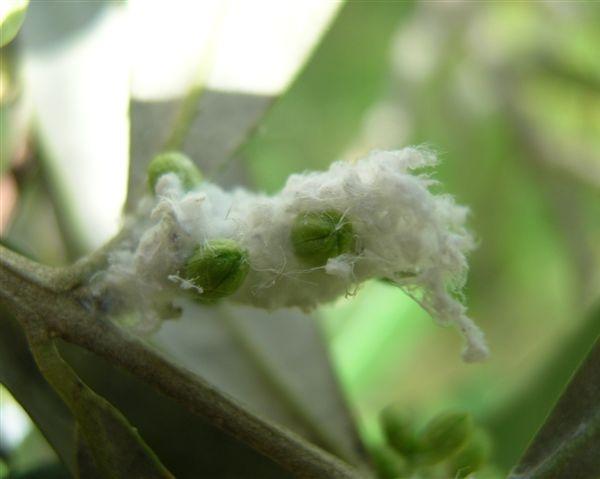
[30, 338, 174, 479]
[0, 310, 76, 474]
[509, 336, 600, 478]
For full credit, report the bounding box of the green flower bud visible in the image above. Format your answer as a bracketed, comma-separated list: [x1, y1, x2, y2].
[380, 403, 419, 458]
[370, 445, 411, 479]
[147, 151, 202, 193]
[450, 429, 492, 478]
[416, 411, 473, 465]
[290, 210, 356, 266]
[182, 239, 249, 302]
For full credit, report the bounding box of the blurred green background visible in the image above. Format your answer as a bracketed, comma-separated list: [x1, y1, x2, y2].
[246, 0, 600, 473]
[1, 1, 599, 478]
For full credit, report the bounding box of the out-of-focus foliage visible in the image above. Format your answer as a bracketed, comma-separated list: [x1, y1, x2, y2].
[509, 333, 600, 478]
[243, 0, 600, 475]
[1, 1, 599, 477]
[0, 0, 29, 48]
[376, 406, 492, 478]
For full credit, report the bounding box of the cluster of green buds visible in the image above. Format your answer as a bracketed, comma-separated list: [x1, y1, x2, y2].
[373, 404, 492, 479]
[147, 152, 360, 304]
[147, 152, 249, 303]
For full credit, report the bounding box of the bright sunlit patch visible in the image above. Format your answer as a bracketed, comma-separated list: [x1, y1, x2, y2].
[128, 0, 225, 99]
[23, 5, 129, 249]
[0, 386, 31, 450]
[129, 0, 341, 99]
[0, 0, 27, 22]
[206, 1, 340, 95]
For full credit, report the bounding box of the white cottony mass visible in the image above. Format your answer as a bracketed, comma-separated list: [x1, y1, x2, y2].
[105, 148, 489, 362]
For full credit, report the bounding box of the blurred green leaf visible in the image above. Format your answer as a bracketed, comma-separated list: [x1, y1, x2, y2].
[75, 427, 107, 479]
[7, 462, 69, 479]
[0, 0, 29, 47]
[19, 0, 106, 51]
[509, 335, 600, 478]
[31, 339, 173, 479]
[59, 341, 293, 478]
[487, 305, 600, 469]
[154, 304, 370, 469]
[126, 90, 273, 208]
[0, 310, 75, 474]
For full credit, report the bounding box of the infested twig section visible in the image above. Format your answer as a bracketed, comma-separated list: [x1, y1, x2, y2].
[103, 148, 488, 361]
[0, 243, 365, 479]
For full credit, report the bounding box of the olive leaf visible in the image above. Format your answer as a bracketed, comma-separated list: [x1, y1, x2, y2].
[154, 304, 369, 467]
[19, 0, 107, 51]
[29, 337, 174, 479]
[486, 304, 600, 469]
[508, 335, 600, 478]
[126, 90, 279, 210]
[58, 341, 292, 479]
[0, 309, 76, 475]
[75, 428, 104, 479]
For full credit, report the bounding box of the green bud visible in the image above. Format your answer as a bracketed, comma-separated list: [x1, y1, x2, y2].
[380, 403, 419, 457]
[290, 210, 356, 266]
[147, 151, 202, 193]
[416, 411, 473, 465]
[450, 429, 492, 478]
[182, 239, 249, 302]
[370, 445, 411, 479]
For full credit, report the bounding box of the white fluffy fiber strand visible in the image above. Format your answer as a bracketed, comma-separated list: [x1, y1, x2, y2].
[111, 148, 489, 361]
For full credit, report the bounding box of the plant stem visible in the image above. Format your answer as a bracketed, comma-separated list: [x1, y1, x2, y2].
[0, 243, 365, 479]
[26, 332, 174, 478]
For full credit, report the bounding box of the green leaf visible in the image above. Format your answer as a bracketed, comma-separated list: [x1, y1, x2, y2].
[75, 426, 106, 479]
[59, 341, 293, 478]
[487, 304, 600, 468]
[30, 339, 174, 479]
[6, 462, 69, 479]
[0, 0, 29, 47]
[0, 310, 76, 475]
[154, 304, 370, 469]
[126, 90, 275, 209]
[508, 336, 600, 478]
[19, 0, 106, 51]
